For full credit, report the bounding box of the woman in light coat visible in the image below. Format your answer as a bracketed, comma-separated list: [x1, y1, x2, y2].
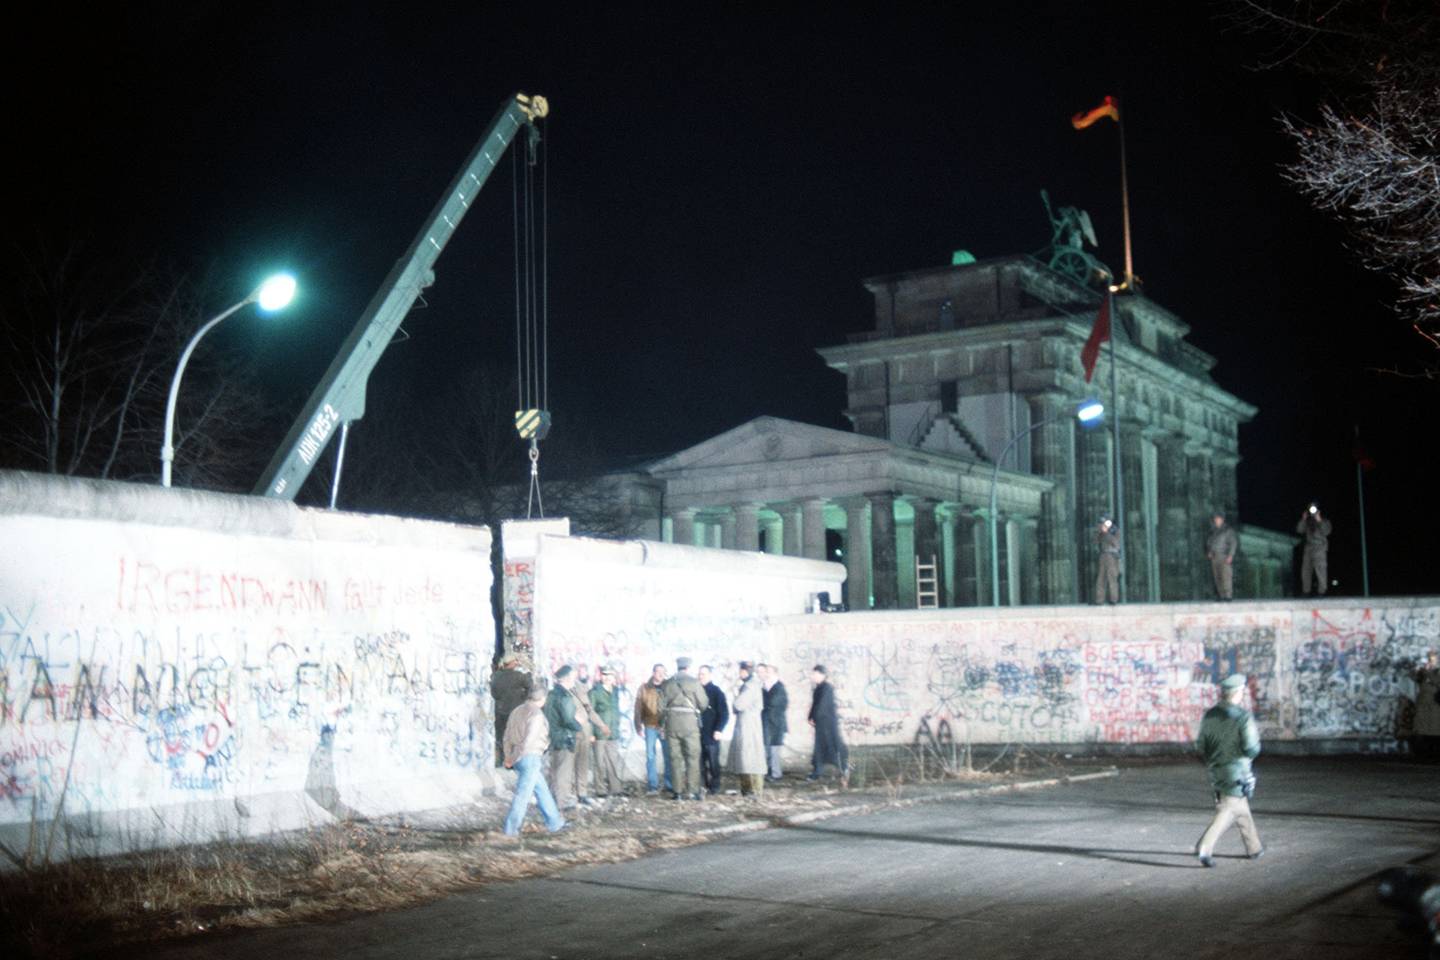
[728, 661, 767, 796]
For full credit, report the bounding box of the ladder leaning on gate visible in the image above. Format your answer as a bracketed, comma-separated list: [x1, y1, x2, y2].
[915, 554, 939, 608]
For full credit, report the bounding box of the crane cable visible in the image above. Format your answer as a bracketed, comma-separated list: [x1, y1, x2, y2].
[512, 116, 548, 517]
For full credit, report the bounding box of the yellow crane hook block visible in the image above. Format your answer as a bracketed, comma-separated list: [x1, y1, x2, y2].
[515, 409, 551, 441]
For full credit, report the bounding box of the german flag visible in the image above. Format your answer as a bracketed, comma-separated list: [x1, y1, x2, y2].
[1072, 95, 1120, 130]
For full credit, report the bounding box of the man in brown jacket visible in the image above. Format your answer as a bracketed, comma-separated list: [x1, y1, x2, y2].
[634, 663, 671, 795]
[501, 685, 566, 836]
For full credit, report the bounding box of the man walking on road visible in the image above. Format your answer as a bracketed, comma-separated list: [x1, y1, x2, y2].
[660, 657, 710, 800]
[761, 662, 788, 781]
[501, 685, 566, 837]
[1195, 673, 1264, 867]
[697, 664, 729, 796]
[1206, 511, 1238, 602]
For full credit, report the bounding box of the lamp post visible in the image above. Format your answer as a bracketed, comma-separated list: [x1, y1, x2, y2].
[161, 274, 296, 487]
[987, 400, 1104, 606]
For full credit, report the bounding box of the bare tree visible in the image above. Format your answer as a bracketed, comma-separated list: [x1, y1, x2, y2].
[1224, 1, 1440, 365]
[0, 239, 277, 488]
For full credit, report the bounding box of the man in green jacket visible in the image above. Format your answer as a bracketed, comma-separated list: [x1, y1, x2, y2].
[589, 666, 626, 798]
[1195, 673, 1264, 866]
[544, 665, 592, 809]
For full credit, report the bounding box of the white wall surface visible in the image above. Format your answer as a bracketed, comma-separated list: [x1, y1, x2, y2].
[0, 471, 494, 861]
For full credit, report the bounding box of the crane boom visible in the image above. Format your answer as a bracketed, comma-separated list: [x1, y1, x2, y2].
[254, 91, 549, 499]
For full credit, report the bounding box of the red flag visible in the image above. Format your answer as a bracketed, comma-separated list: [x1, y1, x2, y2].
[1071, 95, 1120, 130]
[1081, 297, 1110, 382]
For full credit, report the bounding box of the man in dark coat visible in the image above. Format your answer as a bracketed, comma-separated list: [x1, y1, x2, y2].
[806, 664, 848, 784]
[1194, 673, 1264, 866]
[697, 664, 730, 795]
[760, 662, 789, 781]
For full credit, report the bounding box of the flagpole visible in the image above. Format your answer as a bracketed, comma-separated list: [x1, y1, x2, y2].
[1109, 288, 1126, 603]
[1119, 108, 1134, 289]
[1355, 425, 1371, 597]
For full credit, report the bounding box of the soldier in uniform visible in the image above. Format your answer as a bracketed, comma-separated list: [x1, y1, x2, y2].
[1206, 511, 1238, 601]
[1296, 504, 1333, 596]
[1093, 516, 1121, 605]
[1194, 673, 1264, 867]
[659, 656, 710, 800]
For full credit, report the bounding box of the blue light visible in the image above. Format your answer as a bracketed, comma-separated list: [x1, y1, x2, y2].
[1077, 401, 1104, 423]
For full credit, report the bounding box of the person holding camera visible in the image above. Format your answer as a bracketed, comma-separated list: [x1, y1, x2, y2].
[1195, 673, 1264, 867]
[1296, 504, 1333, 596]
[1093, 516, 1121, 605]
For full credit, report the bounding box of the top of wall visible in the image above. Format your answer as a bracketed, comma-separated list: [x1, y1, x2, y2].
[538, 532, 846, 583]
[0, 468, 491, 551]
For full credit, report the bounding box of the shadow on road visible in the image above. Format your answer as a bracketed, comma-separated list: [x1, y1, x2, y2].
[785, 823, 1199, 869]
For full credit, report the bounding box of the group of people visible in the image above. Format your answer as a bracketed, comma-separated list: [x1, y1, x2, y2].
[1092, 502, 1334, 604]
[501, 657, 849, 836]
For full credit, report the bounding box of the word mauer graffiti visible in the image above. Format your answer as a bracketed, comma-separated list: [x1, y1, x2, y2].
[1, 481, 495, 854]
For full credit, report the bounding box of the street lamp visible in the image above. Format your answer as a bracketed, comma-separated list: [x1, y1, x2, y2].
[160, 273, 296, 487]
[987, 400, 1104, 606]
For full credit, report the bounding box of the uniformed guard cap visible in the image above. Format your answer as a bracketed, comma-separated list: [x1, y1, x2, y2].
[1220, 674, 1247, 690]
[738, 660, 754, 670]
[676, 656, 693, 670]
[554, 664, 573, 679]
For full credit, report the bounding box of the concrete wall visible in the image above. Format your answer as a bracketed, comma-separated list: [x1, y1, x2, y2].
[529, 534, 843, 775]
[0, 470, 495, 861]
[771, 602, 1439, 753]
[525, 536, 1438, 763]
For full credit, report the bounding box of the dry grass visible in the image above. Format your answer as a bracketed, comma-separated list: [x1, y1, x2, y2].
[0, 756, 1063, 959]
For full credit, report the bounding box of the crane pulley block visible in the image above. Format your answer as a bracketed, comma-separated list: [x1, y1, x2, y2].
[515, 408, 551, 441]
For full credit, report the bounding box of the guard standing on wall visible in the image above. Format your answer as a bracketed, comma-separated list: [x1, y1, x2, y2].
[1093, 516, 1121, 605]
[1194, 673, 1264, 866]
[1206, 511, 1238, 602]
[659, 657, 710, 800]
[1296, 504, 1332, 596]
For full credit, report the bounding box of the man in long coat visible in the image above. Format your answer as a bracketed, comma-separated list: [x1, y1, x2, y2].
[728, 660, 767, 797]
[806, 664, 848, 784]
[760, 662, 789, 781]
[1093, 516, 1120, 605]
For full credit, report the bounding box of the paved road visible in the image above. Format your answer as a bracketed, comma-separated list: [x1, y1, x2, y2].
[135, 757, 1439, 960]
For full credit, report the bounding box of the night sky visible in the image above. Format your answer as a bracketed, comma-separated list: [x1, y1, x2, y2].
[7, 2, 1435, 595]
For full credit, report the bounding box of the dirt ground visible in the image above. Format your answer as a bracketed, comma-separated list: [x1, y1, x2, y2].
[0, 747, 1107, 959]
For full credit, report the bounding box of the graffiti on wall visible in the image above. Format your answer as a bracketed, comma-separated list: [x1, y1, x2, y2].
[1, 519, 494, 829]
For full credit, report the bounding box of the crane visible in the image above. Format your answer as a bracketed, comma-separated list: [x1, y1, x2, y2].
[254, 91, 549, 501]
